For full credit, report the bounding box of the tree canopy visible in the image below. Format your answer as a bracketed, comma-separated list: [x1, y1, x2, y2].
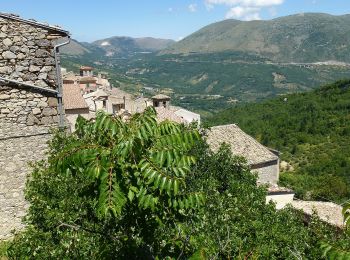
[5, 106, 350, 259]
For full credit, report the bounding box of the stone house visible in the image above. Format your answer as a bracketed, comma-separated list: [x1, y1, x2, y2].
[62, 83, 89, 131]
[0, 13, 69, 240]
[206, 124, 280, 185]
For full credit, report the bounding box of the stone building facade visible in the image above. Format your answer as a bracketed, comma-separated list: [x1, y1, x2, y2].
[0, 13, 69, 240]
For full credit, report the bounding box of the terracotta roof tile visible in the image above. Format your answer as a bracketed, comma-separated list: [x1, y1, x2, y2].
[63, 84, 88, 110]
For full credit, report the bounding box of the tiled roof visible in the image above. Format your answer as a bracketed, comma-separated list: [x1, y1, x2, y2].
[108, 88, 133, 99]
[206, 124, 278, 165]
[63, 84, 88, 110]
[80, 66, 93, 70]
[0, 12, 69, 35]
[291, 201, 344, 228]
[155, 107, 185, 124]
[79, 76, 96, 83]
[152, 94, 171, 100]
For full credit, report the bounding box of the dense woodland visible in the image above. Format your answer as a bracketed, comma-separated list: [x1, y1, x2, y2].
[208, 79, 350, 203]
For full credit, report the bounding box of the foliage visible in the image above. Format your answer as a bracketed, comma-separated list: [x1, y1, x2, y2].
[7, 107, 350, 258]
[208, 79, 350, 202]
[0, 241, 8, 259]
[185, 142, 319, 259]
[8, 108, 203, 259]
[321, 202, 350, 259]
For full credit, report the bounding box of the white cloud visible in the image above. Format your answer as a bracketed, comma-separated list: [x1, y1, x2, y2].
[168, 7, 174, 12]
[205, 0, 283, 7]
[205, 0, 284, 20]
[188, 3, 198, 12]
[226, 6, 261, 19]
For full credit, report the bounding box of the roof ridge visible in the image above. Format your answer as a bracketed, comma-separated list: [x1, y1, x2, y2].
[0, 12, 69, 35]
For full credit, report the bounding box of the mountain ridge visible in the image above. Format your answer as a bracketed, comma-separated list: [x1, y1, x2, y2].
[160, 13, 350, 63]
[62, 36, 175, 57]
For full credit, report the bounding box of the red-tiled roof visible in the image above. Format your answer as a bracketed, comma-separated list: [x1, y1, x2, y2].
[63, 84, 89, 110]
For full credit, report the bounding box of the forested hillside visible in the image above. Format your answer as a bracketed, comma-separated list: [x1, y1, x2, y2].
[208, 80, 350, 203]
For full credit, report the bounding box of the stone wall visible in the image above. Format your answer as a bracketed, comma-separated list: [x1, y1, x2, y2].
[0, 16, 66, 240]
[0, 15, 64, 125]
[0, 122, 51, 240]
[0, 85, 58, 125]
[252, 159, 279, 185]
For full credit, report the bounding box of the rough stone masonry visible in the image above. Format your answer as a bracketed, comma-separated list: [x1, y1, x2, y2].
[0, 13, 69, 240]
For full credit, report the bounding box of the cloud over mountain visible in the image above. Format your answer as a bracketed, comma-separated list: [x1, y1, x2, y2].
[205, 0, 284, 20]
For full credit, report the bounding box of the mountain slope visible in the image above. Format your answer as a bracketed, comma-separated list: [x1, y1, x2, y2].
[207, 79, 350, 202]
[60, 39, 91, 56]
[62, 37, 175, 57]
[161, 13, 350, 63]
[92, 36, 175, 56]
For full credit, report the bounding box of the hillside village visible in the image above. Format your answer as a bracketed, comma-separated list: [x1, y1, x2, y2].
[61, 66, 201, 131]
[0, 12, 345, 245]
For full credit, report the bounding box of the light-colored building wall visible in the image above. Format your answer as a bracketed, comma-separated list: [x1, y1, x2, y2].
[266, 193, 295, 210]
[174, 108, 201, 125]
[65, 108, 90, 131]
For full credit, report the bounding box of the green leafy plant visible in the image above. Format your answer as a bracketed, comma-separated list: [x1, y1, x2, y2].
[8, 107, 203, 259]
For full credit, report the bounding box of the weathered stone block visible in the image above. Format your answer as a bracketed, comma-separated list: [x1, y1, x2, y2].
[47, 97, 58, 107]
[42, 107, 56, 116]
[0, 94, 11, 100]
[32, 108, 41, 115]
[1, 108, 10, 114]
[29, 65, 40, 72]
[2, 38, 12, 46]
[2, 51, 16, 59]
[40, 116, 53, 124]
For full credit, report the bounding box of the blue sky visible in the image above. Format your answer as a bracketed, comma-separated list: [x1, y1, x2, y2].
[1, 0, 350, 42]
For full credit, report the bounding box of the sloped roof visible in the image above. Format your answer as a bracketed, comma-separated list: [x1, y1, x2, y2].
[206, 124, 278, 165]
[80, 66, 93, 71]
[152, 94, 171, 100]
[63, 84, 88, 110]
[155, 107, 185, 124]
[291, 201, 343, 228]
[0, 12, 69, 35]
[109, 88, 133, 99]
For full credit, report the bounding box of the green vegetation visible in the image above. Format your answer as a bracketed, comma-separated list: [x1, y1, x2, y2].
[208, 79, 350, 203]
[62, 52, 350, 116]
[0, 241, 8, 259]
[5, 108, 350, 258]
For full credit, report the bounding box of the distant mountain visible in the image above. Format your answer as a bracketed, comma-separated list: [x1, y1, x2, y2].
[161, 13, 350, 63]
[62, 36, 175, 57]
[93, 36, 175, 56]
[60, 39, 92, 56]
